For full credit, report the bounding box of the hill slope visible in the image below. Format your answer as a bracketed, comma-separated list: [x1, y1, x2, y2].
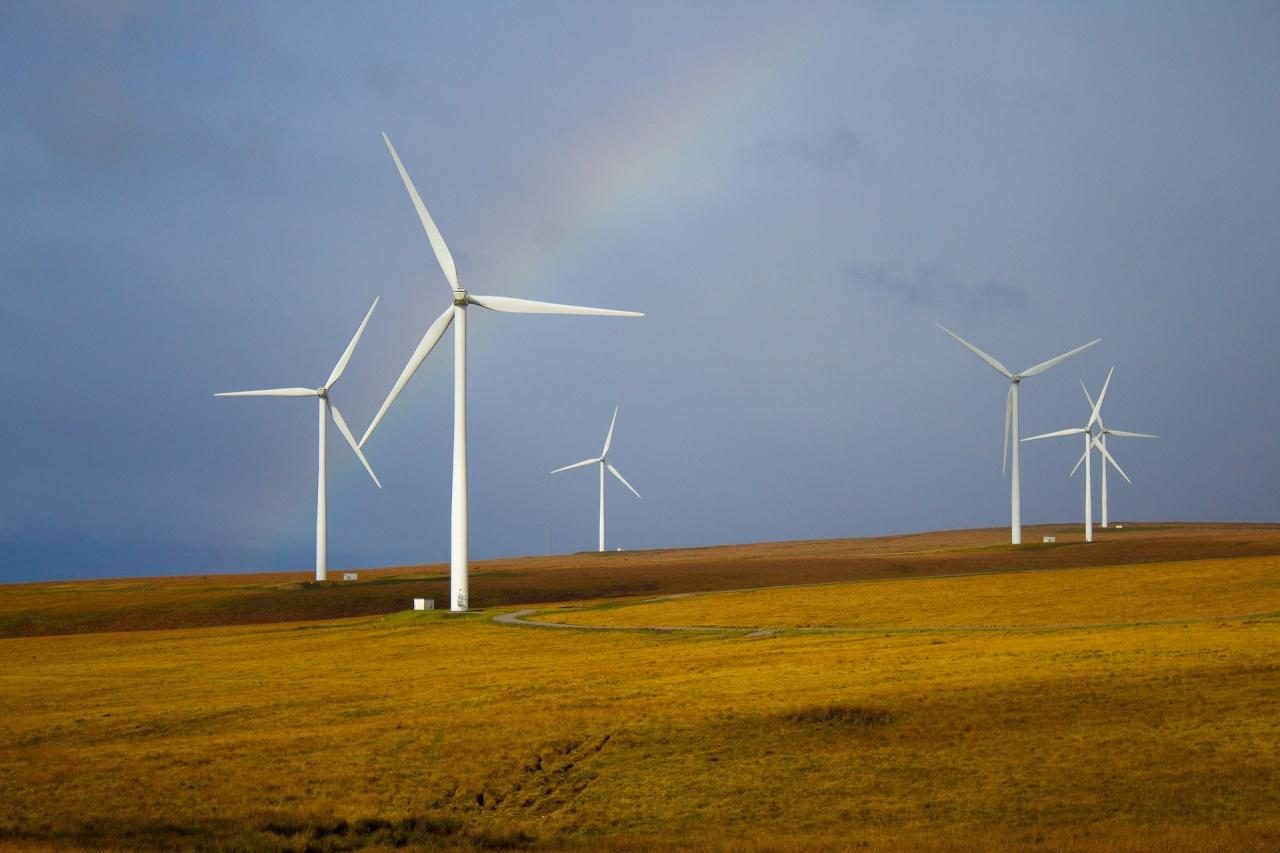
[2, 522, 1277, 638]
[1, 527, 1276, 850]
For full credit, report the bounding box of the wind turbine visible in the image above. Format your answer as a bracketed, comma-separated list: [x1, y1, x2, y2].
[1021, 368, 1125, 543]
[1075, 375, 1158, 528]
[551, 407, 642, 552]
[937, 324, 1100, 544]
[359, 133, 643, 612]
[216, 298, 382, 581]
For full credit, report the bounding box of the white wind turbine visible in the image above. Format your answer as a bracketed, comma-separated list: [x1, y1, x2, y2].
[1021, 368, 1125, 543]
[1075, 374, 1158, 528]
[937, 324, 1100, 544]
[216, 298, 382, 581]
[359, 133, 643, 612]
[551, 407, 642, 552]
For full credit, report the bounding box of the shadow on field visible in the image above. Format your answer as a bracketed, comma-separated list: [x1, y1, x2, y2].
[0, 814, 538, 851]
[779, 704, 896, 727]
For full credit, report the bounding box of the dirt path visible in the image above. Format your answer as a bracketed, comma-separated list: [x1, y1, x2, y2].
[493, 605, 1280, 636]
[491, 608, 735, 633]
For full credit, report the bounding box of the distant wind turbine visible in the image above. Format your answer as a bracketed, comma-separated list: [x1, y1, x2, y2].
[1075, 374, 1158, 528]
[937, 324, 1100, 544]
[1021, 367, 1120, 543]
[216, 298, 382, 581]
[359, 134, 643, 612]
[551, 407, 641, 552]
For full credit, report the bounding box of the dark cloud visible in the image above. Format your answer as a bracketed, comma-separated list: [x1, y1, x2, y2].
[848, 261, 1030, 316]
[364, 61, 406, 99]
[1, 3, 289, 190]
[11, 65, 278, 188]
[752, 128, 868, 172]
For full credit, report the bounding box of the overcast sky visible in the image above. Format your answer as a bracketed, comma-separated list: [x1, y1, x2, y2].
[3, 1, 1278, 582]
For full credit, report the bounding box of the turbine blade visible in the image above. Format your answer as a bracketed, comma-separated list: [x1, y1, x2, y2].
[1021, 427, 1086, 442]
[1019, 338, 1101, 378]
[935, 324, 1013, 379]
[1087, 367, 1114, 429]
[1107, 429, 1158, 439]
[1080, 380, 1105, 431]
[1002, 385, 1012, 474]
[1069, 446, 1088, 478]
[325, 297, 379, 390]
[359, 305, 455, 447]
[215, 388, 318, 397]
[1094, 436, 1131, 484]
[550, 457, 599, 475]
[330, 403, 381, 488]
[467, 294, 643, 317]
[607, 463, 641, 499]
[382, 133, 459, 291]
[601, 407, 619, 457]
[1080, 380, 1096, 409]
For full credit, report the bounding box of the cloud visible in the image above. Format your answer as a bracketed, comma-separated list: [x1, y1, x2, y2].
[848, 260, 1030, 316]
[1, 5, 285, 189]
[961, 72, 1075, 119]
[752, 128, 868, 172]
[11, 62, 278, 186]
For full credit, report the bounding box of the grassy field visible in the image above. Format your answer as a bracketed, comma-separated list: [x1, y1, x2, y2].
[540, 554, 1280, 630]
[1, 524, 1278, 850]
[3, 522, 1278, 638]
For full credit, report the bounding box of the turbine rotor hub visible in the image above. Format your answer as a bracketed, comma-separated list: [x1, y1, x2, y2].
[452, 288, 468, 306]
[317, 388, 328, 398]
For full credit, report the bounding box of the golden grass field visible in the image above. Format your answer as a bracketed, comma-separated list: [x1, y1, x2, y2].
[540, 555, 1280, 630]
[1, 523, 1278, 851]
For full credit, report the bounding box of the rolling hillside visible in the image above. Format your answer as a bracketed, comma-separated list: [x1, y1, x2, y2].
[0, 524, 1277, 850]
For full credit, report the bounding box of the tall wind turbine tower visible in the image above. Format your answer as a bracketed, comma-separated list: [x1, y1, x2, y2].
[360, 134, 643, 612]
[217, 299, 382, 581]
[551, 407, 642, 552]
[1078, 374, 1158, 528]
[1021, 368, 1124, 543]
[937, 324, 1100, 544]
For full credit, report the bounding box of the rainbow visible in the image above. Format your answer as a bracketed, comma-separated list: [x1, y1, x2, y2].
[485, 13, 829, 300]
[278, 14, 832, 564]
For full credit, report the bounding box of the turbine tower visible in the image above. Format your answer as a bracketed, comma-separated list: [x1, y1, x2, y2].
[1021, 368, 1124, 543]
[360, 134, 643, 612]
[1076, 375, 1158, 528]
[551, 407, 642, 552]
[937, 324, 1100, 545]
[216, 299, 382, 581]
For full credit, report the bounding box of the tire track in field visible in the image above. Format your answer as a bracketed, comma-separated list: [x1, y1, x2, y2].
[493, 606, 1280, 636]
[492, 608, 736, 634]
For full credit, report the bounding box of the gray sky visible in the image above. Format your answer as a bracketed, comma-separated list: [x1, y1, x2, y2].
[3, 1, 1278, 581]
